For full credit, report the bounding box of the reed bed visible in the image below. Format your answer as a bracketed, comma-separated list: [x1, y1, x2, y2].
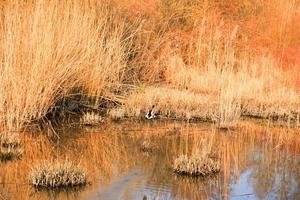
[109, 18, 299, 128]
[113, 0, 299, 128]
[110, 51, 299, 127]
[0, 0, 130, 131]
[0, 0, 299, 131]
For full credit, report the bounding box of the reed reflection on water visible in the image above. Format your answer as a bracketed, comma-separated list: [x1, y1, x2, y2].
[0, 121, 300, 200]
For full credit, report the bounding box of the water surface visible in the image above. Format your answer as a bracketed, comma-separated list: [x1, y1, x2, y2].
[0, 121, 300, 200]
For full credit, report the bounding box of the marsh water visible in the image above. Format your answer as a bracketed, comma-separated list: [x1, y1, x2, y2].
[1, 120, 300, 200]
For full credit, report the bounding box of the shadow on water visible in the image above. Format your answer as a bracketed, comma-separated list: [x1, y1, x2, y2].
[0, 120, 300, 200]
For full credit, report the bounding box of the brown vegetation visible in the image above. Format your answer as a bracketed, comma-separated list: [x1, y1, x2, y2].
[0, 146, 22, 161]
[173, 131, 221, 176]
[0, 0, 299, 130]
[0, 132, 20, 147]
[30, 161, 87, 188]
[173, 155, 220, 176]
[0, 131, 22, 161]
[0, 1, 129, 130]
[140, 140, 158, 152]
[80, 112, 103, 126]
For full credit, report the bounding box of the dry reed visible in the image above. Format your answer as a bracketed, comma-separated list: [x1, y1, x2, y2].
[0, 0, 299, 131]
[110, 22, 299, 127]
[0, 0, 130, 131]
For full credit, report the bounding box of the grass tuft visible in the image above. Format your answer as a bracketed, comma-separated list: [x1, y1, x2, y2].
[140, 140, 158, 153]
[30, 161, 87, 188]
[173, 154, 220, 177]
[0, 147, 22, 161]
[0, 132, 21, 148]
[80, 112, 103, 126]
[0, 132, 22, 161]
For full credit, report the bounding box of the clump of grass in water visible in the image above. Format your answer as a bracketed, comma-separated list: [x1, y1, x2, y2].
[173, 132, 221, 177]
[173, 155, 220, 177]
[0, 132, 21, 147]
[30, 161, 87, 188]
[0, 147, 22, 161]
[140, 140, 158, 153]
[80, 112, 103, 126]
[0, 132, 23, 161]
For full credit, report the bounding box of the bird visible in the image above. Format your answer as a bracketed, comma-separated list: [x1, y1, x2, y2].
[145, 105, 157, 119]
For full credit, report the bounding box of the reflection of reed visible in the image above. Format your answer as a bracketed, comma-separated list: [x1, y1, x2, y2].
[250, 128, 300, 200]
[0, 128, 140, 200]
[142, 121, 300, 200]
[0, 121, 299, 199]
[173, 175, 222, 199]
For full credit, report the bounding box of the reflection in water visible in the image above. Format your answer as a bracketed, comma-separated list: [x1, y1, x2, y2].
[90, 169, 142, 200]
[230, 169, 256, 199]
[0, 121, 299, 200]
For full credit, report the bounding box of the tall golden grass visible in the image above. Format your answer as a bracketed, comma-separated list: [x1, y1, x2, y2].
[0, 0, 130, 130]
[110, 20, 299, 127]
[0, 0, 299, 130]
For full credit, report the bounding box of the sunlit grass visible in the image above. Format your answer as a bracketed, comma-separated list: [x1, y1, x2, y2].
[0, 0, 130, 131]
[0, 0, 299, 130]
